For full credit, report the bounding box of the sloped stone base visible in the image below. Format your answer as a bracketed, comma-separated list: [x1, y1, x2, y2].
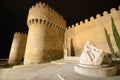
[74, 64, 117, 77]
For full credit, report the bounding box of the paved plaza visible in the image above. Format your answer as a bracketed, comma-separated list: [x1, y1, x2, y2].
[0, 60, 120, 80]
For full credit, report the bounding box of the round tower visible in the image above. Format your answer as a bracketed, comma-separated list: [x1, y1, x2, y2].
[24, 2, 66, 65]
[8, 32, 27, 64]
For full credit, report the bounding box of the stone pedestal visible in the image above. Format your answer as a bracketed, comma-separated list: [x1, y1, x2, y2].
[74, 64, 117, 77]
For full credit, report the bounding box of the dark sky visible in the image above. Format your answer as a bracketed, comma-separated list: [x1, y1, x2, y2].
[0, 0, 120, 58]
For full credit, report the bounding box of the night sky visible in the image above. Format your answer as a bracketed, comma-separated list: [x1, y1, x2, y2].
[0, 0, 120, 58]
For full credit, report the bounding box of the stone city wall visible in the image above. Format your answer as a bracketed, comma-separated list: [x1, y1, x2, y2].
[65, 6, 120, 56]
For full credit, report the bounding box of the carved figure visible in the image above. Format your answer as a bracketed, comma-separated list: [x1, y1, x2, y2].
[80, 41, 104, 65]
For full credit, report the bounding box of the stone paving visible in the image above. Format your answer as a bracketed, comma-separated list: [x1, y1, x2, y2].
[0, 60, 120, 80]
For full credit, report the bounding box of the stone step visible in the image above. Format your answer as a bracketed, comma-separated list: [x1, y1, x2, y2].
[64, 57, 79, 61]
[51, 59, 79, 64]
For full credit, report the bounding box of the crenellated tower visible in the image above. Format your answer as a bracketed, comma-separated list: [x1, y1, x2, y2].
[8, 32, 27, 64]
[24, 2, 66, 64]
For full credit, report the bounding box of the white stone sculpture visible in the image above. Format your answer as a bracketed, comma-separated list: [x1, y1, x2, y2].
[80, 41, 104, 65]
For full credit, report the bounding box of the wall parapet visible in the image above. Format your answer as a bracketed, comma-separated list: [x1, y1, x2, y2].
[67, 5, 120, 30]
[14, 32, 27, 38]
[27, 2, 66, 28]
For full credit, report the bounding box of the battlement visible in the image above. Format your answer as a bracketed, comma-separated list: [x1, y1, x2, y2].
[65, 5, 120, 54]
[14, 32, 27, 38]
[27, 18, 66, 32]
[27, 2, 66, 28]
[67, 5, 120, 29]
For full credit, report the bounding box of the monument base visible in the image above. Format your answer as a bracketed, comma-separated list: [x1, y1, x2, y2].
[74, 64, 117, 77]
